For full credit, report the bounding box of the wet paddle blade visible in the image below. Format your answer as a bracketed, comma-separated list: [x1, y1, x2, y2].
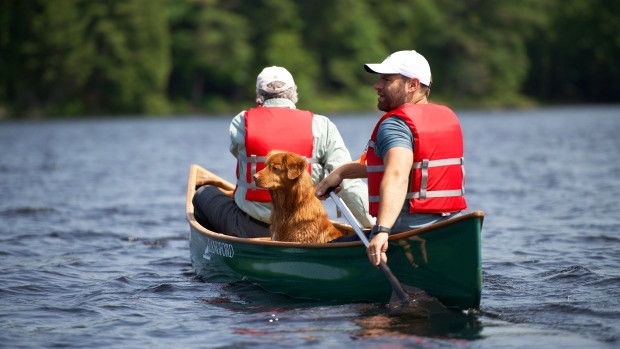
[388, 285, 450, 316]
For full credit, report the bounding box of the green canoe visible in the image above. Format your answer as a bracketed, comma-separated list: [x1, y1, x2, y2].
[186, 164, 483, 309]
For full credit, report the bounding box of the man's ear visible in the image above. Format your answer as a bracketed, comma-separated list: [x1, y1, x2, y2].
[285, 153, 306, 180]
[406, 77, 420, 94]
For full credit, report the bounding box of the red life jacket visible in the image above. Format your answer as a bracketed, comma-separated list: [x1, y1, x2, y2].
[365, 103, 467, 215]
[236, 106, 315, 202]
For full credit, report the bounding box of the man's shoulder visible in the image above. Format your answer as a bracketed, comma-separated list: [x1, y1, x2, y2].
[231, 110, 247, 125]
[310, 112, 329, 121]
[380, 115, 410, 131]
[376, 115, 413, 153]
[396, 103, 453, 114]
[310, 112, 336, 128]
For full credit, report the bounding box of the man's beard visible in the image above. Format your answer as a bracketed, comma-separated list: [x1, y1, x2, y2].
[377, 88, 407, 112]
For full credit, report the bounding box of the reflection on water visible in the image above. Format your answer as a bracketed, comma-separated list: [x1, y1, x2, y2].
[352, 306, 482, 340]
[209, 281, 483, 341]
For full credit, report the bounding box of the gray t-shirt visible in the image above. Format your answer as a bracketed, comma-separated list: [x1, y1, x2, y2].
[375, 116, 459, 232]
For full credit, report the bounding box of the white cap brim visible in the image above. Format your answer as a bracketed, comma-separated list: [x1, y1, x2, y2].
[364, 63, 398, 75]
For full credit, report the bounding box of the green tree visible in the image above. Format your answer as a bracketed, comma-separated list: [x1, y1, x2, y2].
[368, 0, 553, 107]
[0, 0, 93, 117]
[168, 0, 252, 112]
[0, 0, 170, 117]
[298, 0, 386, 110]
[238, 0, 320, 107]
[2, 0, 617, 118]
[81, 0, 171, 115]
[526, 0, 620, 103]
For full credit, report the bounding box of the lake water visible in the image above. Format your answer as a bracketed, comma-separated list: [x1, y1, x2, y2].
[1, 106, 618, 348]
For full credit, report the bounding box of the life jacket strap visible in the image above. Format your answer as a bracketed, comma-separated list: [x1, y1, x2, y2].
[415, 157, 463, 200]
[368, 157, 465, 202]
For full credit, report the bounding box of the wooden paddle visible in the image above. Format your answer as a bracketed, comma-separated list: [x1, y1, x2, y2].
[327, 187, 448, 312]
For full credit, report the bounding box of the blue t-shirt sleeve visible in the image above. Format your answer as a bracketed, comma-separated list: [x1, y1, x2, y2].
[375, 116, 413, 158]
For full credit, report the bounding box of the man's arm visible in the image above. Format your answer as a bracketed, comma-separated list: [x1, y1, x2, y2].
[229, 111, 246, 157]
[315, 161, 367, 197]
[367, 146, 413, 266]
[316, 117, 374, 226]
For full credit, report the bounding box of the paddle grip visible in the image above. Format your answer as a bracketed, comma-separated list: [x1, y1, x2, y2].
[324, 186, 338, 195]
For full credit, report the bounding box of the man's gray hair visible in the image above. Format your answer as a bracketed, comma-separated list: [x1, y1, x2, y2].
[256, 82, 299, 105]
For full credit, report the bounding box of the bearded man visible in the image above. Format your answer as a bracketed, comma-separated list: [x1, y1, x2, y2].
[317, 50, 467, 267]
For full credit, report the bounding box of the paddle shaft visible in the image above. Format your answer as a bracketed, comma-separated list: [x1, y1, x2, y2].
[327, 190, 410, 304]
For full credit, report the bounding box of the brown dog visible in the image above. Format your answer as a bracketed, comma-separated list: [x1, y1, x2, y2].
[253, 152, 344, 243]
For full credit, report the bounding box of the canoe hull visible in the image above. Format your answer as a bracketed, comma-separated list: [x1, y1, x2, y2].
[187, 164, 482, 309]
[190, 224, 393, 302]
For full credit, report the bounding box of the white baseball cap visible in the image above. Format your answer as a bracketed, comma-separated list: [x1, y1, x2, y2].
[256, 66, 296, 94]
[364, 50, 432, 86]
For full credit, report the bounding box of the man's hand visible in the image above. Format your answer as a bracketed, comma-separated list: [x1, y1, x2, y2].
[367, 232, 389, 267]
[315, 172, 343, 200]
[195, 175, 235, 197]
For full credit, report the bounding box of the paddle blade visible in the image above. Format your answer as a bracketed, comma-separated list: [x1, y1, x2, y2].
[388, 285, 450, 316]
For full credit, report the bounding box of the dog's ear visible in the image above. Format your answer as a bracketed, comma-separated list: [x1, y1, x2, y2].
[285, 153, 307, 180]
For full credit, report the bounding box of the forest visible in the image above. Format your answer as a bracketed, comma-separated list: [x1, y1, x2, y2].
[1, 0, 618, 118]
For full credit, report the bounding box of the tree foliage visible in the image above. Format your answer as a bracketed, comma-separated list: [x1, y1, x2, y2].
[526, 0, 620, 103]
[1, 0, 170, 117]
[0, 0, 617, 118]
